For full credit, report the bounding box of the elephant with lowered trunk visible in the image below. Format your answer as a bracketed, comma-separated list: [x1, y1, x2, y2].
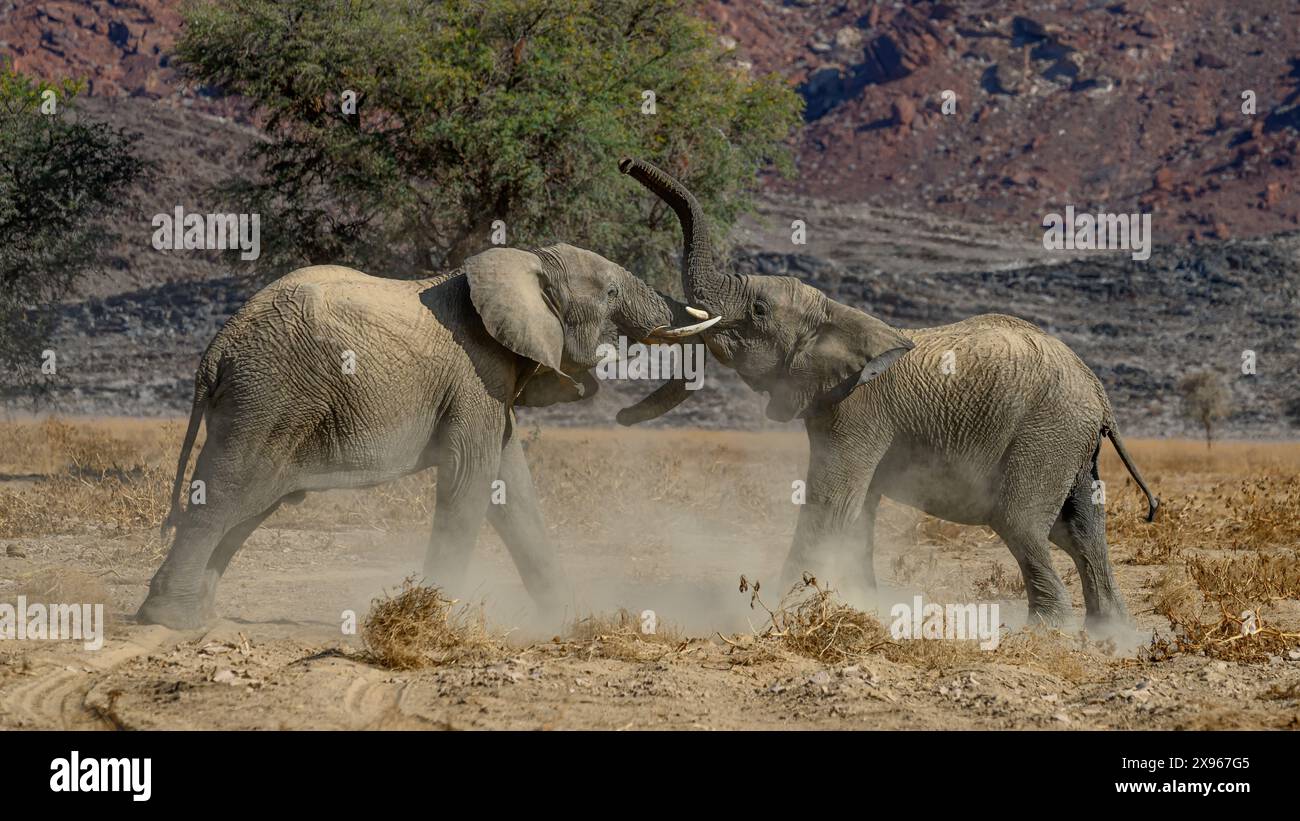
[136, 243, 717, 629]
[618, 158, 1158, 629]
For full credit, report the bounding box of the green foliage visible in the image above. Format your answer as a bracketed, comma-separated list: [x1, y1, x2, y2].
[176, 0, 802, 291]
[0, 60, 147, 391]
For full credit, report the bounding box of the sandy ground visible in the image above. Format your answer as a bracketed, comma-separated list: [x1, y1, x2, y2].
[0, 421, 1298, 730]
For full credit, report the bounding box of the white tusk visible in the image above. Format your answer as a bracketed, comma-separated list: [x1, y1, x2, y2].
[648, 315, 722, 339]
[684, 306, 710, 320]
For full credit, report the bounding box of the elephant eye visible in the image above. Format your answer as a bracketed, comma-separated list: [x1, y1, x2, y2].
[606, 283, 618, 299]
[752, 300, 768, 319]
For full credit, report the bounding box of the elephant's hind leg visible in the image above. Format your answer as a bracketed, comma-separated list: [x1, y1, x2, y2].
[993, 521, 1071, 627]
[992, 448, 1076, 627]
[137, 515, 229, 629]
[199, 500, 285, 621]
[137, 431, 289, 629]
[1050, 467, 1128, 628]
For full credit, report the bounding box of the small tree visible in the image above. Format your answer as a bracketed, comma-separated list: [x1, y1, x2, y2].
[1178, 369, 1232, 449]
[0, 60, 147, 393]
[175, 0, 803, 291]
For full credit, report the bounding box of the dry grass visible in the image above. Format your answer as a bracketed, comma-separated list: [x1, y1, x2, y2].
[742, 573, 893, 665]
[0, 418, 172, 540]
[1, 567, 115, 627]
[13, 567, 111, 606]
[1148, 554, 1300, 664]
[361, 576, 499, 670]
[564, 609, 688, 661]
[733, 572, 1095, 680]
[971, 562, 1027, 599]
[3, 419, 1299, 671]
[1107, 443, 1300, 561]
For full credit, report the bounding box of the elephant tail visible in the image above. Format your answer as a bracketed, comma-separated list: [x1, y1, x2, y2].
[1103, 422, 1159, 522]
[162, 370, 211, 538]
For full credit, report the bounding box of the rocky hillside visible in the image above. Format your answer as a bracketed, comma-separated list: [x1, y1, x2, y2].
[6, 0, 1300, 241]
[23, 228, 1300, 439]
[706, 0, 1300, 243]
[2, 1, 1298, 437]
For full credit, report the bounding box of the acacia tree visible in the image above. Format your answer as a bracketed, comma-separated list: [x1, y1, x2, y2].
[176, 0, 802, 291]
[1178, 369, 1232, 450]
[0, 61, 147, 392]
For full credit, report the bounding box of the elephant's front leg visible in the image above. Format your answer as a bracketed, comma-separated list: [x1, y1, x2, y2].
[779, 420, 890, 597]
[486, 433, 572, 626]
[423, 423, 504, 594]
[860, 491, 882, 590]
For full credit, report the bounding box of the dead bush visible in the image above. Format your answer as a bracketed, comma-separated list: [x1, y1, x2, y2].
[743, 573, 893, 665]
[564, 609, 687, 662]
[1148, 563, 1300, 664]
[361, 576, 498, 669]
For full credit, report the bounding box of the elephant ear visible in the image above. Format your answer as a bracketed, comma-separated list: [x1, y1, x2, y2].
[781, 297, 913, 420]
[465, 248, 567, 376]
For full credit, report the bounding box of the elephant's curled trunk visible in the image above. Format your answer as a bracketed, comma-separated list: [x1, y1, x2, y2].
[618, 157, 721, 309]
[615, 338, 707, 426]
[615, 157, 734, 425]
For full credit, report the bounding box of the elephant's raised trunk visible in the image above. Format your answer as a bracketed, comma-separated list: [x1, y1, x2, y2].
[615, 157, 735, 426]
[619, 158, 725, 311]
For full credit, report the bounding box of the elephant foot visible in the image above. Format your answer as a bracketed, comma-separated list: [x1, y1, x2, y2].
[136, 594, 208, 630]
[1026, 604, 1071, 630]
[199, 569, 222, 622]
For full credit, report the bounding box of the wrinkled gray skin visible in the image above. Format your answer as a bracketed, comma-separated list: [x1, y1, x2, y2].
[619, 159, 1159, 629]
[137, 243, 697, 630]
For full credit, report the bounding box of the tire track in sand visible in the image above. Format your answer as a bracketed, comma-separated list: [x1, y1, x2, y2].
[0, 625, 180, 729]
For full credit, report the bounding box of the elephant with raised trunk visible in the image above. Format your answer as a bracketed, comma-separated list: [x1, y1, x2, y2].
[137, 243, 717, 629]
[618, 158, 1158, 629]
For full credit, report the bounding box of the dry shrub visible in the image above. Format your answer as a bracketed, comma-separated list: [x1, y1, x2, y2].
[971, 563, 1027, 600]
[1114, 491, 1200, 565]
[1149, 562, 1300, 664]
[993, 628, 1089, 683]
[361, 576, 498, 669]
[0, 470, 170, 538]
[1116, 475, 1300, 565]
[736, 574, 1099, 677]
[1220, 477, 1300, 550]
[565, 609, 687, 662]
[744, 574, 893, 665]
[1185, 551, 1300, 605]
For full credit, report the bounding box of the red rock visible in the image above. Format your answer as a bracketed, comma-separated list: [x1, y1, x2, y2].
[892, 95, 916, 127]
